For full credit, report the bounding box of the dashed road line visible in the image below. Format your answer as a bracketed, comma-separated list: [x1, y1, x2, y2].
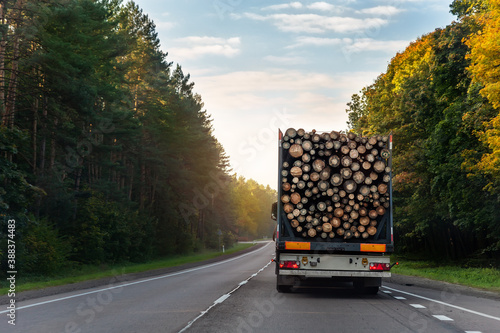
[410, 304, 426, 309]
[178, 260, 273, 333]
[382, 286, 500, 322]
[393, 296, 406, 300]
[433, 315, 454, 321]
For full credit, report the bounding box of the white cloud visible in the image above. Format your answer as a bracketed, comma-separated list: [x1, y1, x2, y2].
[243, 13, 388, 34]
[169, 36, 241, 60]
[342, 38, 409, 54]
[263, 2, 303, 11]
[264, 55, 307, 65]
[358, 6, 405, 16]
[287, 36, 351, 48]
[192, 69, 378, 112]
[306, 2, 345, 13]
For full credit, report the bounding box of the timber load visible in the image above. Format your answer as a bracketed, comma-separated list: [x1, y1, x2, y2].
[280, 129, 392, 240]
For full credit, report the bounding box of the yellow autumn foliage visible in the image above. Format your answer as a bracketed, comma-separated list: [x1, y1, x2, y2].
[466, 0, 500, 190]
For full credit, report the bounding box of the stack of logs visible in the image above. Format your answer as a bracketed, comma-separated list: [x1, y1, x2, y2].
[280, 128, 391, 240]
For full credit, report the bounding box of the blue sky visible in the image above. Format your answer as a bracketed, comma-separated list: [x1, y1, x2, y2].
[132, 0, 456, 189]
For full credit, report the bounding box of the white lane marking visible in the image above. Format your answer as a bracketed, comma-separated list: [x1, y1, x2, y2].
[214, 294, 231, 304]
[382, 286, 500, 322]
[433, 315, 454, 321]
[0, 242, 272, 314]
[178, 260, 273, 333]
[410, 304, 426, 309]
[465, 331, 482, 333]
[382, 290, 392, 294]
[393, 296, 406, 300]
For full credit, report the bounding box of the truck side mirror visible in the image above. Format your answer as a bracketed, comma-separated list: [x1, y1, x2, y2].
[271, 202, 277, 220]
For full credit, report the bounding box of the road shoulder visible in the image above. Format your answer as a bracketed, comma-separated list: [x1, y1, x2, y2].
[386, 273, 500, 301]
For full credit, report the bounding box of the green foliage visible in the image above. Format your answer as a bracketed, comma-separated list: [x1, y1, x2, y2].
[231, 177, 276, 240]
[346, 12, 500, 259]
[72, 191, 155, 263]
[20, 218, 70, 275]
[0, 0, 273, 278]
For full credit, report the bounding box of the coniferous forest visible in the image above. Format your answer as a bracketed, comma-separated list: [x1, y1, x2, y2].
[0, 0, 275, 276]
[1, 0, 500, 278]
[346, 0, 500, 262]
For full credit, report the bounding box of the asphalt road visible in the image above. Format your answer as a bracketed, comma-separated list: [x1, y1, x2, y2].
[1, 241, 499, 333]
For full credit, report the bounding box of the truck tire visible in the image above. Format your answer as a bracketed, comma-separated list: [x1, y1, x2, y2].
[363, 286, 379, 295]
[353, 279, 380, 295]
[354, 285, 379, 295]
[276, 276, 293, 293]
[277, 284, 292, 293]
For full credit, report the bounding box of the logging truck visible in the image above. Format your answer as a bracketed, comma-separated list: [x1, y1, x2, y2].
[273, 128, 395, 294]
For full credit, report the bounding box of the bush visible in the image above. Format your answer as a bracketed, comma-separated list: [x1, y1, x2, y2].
[19, 218, 70, 275]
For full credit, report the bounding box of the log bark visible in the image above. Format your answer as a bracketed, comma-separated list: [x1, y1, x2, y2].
[320, 167, 331, 180]
[329, 155, 340, 167]
[360, 216, 370, 226]
[312, 159, 325, 172]
[357, 145, 367, 154]
[359, 185, 370, 196]
[289, 144, 303, 158]
[349, 149, 359, 159]
[290, 192, 301, 204]
[343, 180, 357, 193]
[290, 166, 302, 177]
[302, 140, 313, 152]
[318, 180, 329, 192]
[368, 210, 378, 219]
[378, 183, 388, 194]
[353, 171, 365, 184]
[341, 168, 352, 179]
[285, 128, 297, 138]
[373, 160, 386, 173]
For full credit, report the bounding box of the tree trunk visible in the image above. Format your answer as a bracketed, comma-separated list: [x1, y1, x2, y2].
[4, 0, 25, 128]
[0, 2, 6, 121]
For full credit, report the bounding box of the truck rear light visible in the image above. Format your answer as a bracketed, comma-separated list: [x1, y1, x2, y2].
[279, 260, 300, 269]
[369, 262, 391, 271]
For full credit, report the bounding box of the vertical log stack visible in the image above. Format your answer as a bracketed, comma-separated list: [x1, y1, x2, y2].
[280, 129, 391, 240]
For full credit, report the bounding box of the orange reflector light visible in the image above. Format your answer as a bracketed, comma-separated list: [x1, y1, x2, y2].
[279, 261, 300, 269]
[285, 242, 311, 250]
[360, 244, 386, 252]
[369, 262, 391, 271]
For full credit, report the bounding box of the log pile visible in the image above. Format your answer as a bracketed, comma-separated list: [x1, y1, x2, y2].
[280, 129, 391, 240]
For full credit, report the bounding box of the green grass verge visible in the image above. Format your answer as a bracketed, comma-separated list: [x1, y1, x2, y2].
[0, 242, 256, 295]
[391, 256, 500, 293]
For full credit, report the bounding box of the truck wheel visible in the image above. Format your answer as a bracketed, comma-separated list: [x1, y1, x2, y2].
[363, 286, 379, 295]
[277, 284, 292, 293]
[354, 280, 380, 295]
[355, 285, 379, 295]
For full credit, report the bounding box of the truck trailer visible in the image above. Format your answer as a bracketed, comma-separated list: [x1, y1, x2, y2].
[274, 128, 395, 294]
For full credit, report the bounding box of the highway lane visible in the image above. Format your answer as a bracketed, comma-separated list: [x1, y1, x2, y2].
[2, 241, 500, 333]
[0, 242, 275, 333]
[187, 261, 500, 333]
